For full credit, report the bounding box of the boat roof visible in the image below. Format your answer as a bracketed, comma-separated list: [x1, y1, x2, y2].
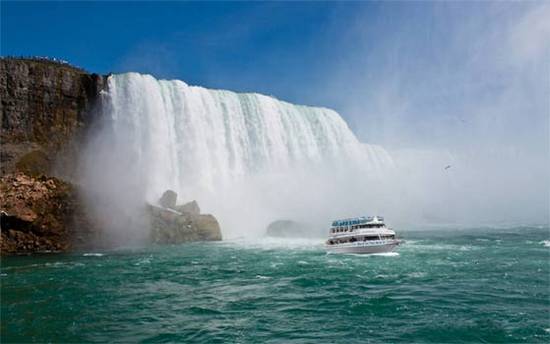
[331, 216, 384, 227]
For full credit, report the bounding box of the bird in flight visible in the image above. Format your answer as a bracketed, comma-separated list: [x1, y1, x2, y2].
[444, 165, 452, 170]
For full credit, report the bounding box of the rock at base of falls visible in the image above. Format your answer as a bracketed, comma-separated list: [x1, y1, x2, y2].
[173, 200, 200, 216]
[149, 193, 222, 244]
[158, 190, 178, 209]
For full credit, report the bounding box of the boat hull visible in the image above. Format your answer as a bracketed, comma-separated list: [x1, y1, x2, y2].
[326, 240, 400, 254]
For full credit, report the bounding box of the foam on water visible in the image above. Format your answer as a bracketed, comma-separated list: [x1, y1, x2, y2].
[221, 236, 324, 251]
[345, 251, 400, 257]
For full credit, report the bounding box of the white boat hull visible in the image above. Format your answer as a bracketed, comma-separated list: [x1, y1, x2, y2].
[326, 240, 401, 254]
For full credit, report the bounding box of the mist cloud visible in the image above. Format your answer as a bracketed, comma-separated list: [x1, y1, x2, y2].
[309, 2, 550, 226]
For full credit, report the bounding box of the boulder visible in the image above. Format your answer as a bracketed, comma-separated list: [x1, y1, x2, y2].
[148, 199, 222, 244]
[158, 190, 178, 209]
[173, 200, 200, 215]
[191, 214, 222, 241]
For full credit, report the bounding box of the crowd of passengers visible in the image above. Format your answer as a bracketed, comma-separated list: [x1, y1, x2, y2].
[327, 235, 395, 245]
[331, 223, 385, 234]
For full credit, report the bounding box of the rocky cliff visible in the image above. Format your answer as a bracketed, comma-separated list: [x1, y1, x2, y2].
[0, 58, 222, 255]
[0, 58, 105, 254]
[0, 57, 105, 178]
[0, 173, 96, 254]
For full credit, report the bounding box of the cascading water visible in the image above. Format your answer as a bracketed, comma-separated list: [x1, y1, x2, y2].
[85, 72, 394, 239]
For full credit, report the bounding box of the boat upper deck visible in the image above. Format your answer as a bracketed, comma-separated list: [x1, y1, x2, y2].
[329, 216, 393, 239]
[331, 216, 384, 228]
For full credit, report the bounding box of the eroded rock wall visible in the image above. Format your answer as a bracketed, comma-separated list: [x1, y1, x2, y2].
[0, 58, 223, 255]
[0, 58, 105, 254]
[0, 173, 96, 254]
[0, 57, 105, 178]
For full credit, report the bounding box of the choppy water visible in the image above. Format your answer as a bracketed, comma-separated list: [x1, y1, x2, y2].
[2, 226, 549, 343]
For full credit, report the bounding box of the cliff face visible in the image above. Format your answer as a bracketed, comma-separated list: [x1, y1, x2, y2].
[1, 58, 105, 254]
[0, 173, 95, 254]
[0, 57, 105, 177]
[0, 58, 223, 255]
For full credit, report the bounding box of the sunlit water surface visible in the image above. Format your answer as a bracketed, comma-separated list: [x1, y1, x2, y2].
[2, 227, 549, 343]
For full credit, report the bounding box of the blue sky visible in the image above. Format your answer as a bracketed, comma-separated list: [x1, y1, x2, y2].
[2, 1, 548, 153]
[1, 2, 348, 94]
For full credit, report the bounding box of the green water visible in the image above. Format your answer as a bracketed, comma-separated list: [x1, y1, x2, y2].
[2, 227, 549, 343]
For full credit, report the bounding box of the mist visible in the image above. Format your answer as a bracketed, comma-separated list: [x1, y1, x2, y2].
[77, 74, 397, 244]
[318, 2, 550, 226]
[76, 3, 548, 247]
[78, 94, 152, 247]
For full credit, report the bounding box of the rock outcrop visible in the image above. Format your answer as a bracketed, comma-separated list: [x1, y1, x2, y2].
[173, 200, 200, 215]
[0, 58, 105, 255]
[150, 191, 222, 244]
[158, 190, 178, 209]
[0, 173, 95, 254]
[0, 57, 105, 178]
[0, 58, 224, 254]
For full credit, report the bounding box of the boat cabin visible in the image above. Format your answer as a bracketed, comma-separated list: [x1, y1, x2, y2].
[330, 216, 385, 234]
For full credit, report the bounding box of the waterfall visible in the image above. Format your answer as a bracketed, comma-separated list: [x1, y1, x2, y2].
[91, 72, 394, 238]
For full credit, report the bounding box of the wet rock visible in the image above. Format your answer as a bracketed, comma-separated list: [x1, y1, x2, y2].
[158, 190, 178, 209]
[173, 200, 200, 215]
[148, 196, 222, 245]
[192, 214, 222, 241]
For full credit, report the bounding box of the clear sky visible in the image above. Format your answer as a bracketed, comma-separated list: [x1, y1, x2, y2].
[1, 1, 548, 152]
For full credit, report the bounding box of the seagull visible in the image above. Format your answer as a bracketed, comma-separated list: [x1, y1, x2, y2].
[444, 165, 452, 170]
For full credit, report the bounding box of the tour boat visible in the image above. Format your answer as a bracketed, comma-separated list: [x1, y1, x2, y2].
[325, 216, 401, 254]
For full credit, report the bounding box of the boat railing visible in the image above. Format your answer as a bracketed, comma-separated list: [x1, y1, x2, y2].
[326, 239, 398, 247]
